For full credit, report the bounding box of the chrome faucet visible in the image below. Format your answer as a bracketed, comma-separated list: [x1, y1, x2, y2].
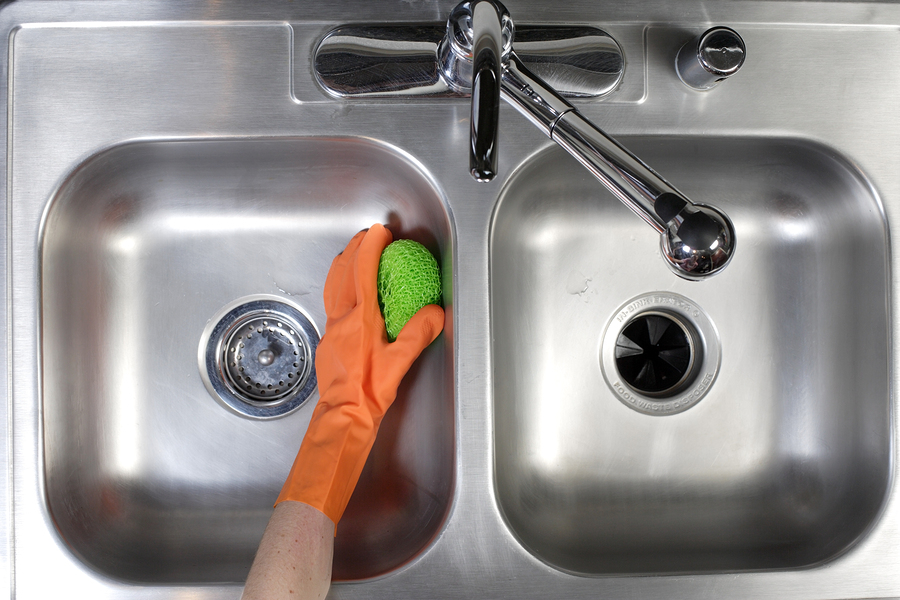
[315, 0, 736, 279]
[437, 0, 510, 182]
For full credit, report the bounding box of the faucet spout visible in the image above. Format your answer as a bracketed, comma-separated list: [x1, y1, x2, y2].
[468, 1, 505, 181]
[443, 0, 735, 278]
[501, 53, 735, 278]
[442, 1, 512, 182]
[502, 53, 735, 279]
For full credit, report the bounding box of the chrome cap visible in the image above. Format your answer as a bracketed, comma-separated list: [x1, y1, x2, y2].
[660, 201, 736, 279]
[676, 26, 746, 90]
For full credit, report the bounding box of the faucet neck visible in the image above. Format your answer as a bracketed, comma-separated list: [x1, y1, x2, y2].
[440, 1, 514, 181]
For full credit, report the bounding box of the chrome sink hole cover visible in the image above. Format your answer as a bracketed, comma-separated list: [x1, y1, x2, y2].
[601, 292, 720, 415]
[200, 297, 319, 419]
[223, 314, 309, 402]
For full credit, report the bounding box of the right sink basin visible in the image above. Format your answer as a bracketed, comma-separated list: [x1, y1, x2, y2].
[490, 137, 891, 575]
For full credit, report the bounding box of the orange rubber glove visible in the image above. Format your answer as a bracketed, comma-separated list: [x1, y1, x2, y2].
[276, 224, 445, 526]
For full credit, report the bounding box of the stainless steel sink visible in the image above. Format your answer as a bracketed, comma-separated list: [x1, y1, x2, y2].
[3, 1, 900, 599]
[41, 138, 454, 582]
[491, 137, 890, 574]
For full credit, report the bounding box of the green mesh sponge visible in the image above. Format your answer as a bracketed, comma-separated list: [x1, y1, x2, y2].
[377, 239, 442, 342]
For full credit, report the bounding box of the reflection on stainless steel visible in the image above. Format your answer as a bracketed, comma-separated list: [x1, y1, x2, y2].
[3, 2, 900, 600]
[315, 26, 451, 97]
[316, 25, 620, 99]
[512, 27, 625, 97]
[676, 27, 747, 90]
[492, 137, 889, 574]
[40, 138, 454, 582]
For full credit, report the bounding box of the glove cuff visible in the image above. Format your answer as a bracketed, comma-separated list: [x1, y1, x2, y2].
[275, 399, 381, 526]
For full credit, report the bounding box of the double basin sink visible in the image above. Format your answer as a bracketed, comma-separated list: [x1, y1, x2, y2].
[2, 1, 898, 599]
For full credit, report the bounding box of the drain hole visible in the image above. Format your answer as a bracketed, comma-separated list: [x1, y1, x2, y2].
[222, 314, 309, 403]
[201, 298, 320, 420]
[602, 293, 720, 415]
[615, 312, 697, 397]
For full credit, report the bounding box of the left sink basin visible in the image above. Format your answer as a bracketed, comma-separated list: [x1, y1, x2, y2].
[40, 137, 454, 583]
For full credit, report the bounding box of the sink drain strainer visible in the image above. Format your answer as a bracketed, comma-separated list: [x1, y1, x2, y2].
[199, 297, 319, 419]
[601, 292, 720, 415]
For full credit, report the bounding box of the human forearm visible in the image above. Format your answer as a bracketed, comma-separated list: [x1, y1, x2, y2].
[242, 225, 443, 599]
[242, 501, 334, 600]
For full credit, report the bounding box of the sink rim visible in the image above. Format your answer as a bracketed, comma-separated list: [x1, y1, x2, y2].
[4, 4, 900, 599]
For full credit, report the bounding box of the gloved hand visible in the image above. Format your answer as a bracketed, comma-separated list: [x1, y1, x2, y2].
[276, 224, 445, 526]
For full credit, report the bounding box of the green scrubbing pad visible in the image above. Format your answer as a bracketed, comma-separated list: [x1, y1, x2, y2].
[377, 239, 442, 342]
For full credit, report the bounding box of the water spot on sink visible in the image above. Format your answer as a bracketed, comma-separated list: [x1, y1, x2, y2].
[269, 274, 312, 298]
[565, 270, 593, 302]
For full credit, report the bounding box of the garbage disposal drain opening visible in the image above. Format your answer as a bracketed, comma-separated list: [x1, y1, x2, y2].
[615, 311, 698, 397]
[199, 297, 319, 420]
[601, 292, 721, 416]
